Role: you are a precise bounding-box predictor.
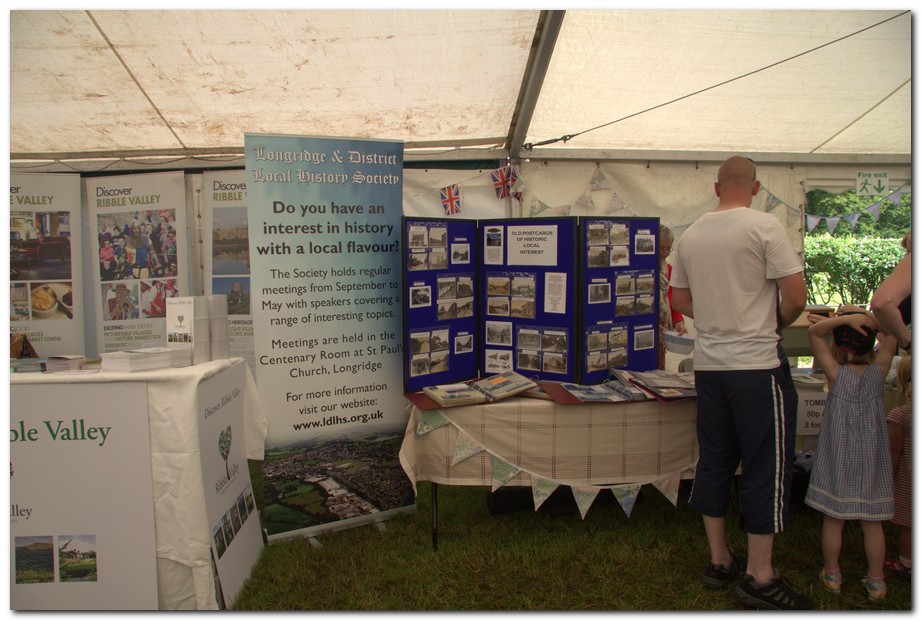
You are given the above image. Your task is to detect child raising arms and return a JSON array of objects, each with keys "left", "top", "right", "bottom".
[{"left": 804, "top": 308, "right": 898, "bottom": 601}]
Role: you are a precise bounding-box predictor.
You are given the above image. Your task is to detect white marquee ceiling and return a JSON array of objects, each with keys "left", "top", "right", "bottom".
[{"left": 9, "top": 9, "right": 912, "bottom": 168}]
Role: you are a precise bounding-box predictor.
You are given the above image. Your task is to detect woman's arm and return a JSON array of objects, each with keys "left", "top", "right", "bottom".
[{"left": 871, "top": 252, "right": 912, "bottom": 349}]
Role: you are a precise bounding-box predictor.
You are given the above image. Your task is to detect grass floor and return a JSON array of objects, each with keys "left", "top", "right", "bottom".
[{"left": 232, "top": 479, "right": 911, "bottom": 611}]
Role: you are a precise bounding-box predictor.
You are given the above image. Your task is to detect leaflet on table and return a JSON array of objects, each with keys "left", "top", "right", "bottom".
[
  {"left": 627, "top": 370, "right": 697, "bottom": 401},
  {"left": 421, "top": 383, "right": 487, "bottom": 407},
  {"left": 469, "top": 370, "right": 537, "bottom": 401}
]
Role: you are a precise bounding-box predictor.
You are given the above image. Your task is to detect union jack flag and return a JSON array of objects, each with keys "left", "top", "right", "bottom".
[
  {"left": 440, "top": 184, "right": 461, "bottom": 215},
  {"left": 491, "top": 166, "right": 512, "bottom": 199}
]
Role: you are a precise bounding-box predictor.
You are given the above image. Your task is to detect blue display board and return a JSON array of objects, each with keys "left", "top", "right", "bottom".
[
  {"left": 579, "top": 217, "right": 660, "bottom": 384},
  {"left": 478, "top": 217, "right": 579, "bottom": 384},
  {"left": 403, "top": 218, "right": 479, "bottom": 392}
]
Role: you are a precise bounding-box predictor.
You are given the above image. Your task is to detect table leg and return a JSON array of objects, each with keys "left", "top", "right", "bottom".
[{"left": 431, "top": 482, "right": 438, "bottom": 551}]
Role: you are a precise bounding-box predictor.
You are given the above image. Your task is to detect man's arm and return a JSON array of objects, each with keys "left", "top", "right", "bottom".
[
  {"left": 870, "top": 252, "right": 911, "bottom": 349},
  {"left": 776, "top": 271, "right": 807, "bottom": 329},
  {"left": 671, "top": 287, "right": 693, "bottom": 319}
]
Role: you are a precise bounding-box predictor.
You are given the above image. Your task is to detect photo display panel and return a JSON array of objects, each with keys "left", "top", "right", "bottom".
[
  {"left": 580, "top": 217, "right": 660, "bottom": 384},
  {"left": 479, "top": 217, "right": 579, "bottom": 383},
  {"left": 403, "top": 218, "right": 479, "bottom": 392}
]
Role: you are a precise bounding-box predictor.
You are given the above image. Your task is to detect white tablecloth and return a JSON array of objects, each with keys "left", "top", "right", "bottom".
[{"left": 11, "top": 358, "right": 268, "bottom": 610}]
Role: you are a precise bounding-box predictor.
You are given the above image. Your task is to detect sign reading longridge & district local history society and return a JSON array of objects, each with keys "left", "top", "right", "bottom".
[
  {"left": 246, "top": 134, "right": 413, "bottom": 541},
  {"left": 10, "top": 383, "right": 158, "bottom": 610}
]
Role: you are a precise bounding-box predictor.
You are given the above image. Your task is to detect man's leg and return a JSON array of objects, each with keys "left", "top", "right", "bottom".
[
  {"left": 704, "top": 515, "right": 732, "bottom": 567},
  {"left": 746, "top": 532, "right": 774, "bottom": 584}
]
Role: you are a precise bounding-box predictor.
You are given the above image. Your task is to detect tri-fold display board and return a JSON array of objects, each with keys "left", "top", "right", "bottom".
[{"left": 402, "top": 216, "right": 660, "bottom": 393}]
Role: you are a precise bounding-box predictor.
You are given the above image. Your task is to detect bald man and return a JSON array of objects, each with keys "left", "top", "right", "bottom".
[{"left": 670, "top": 157, "right": 811, "bottom": 610}]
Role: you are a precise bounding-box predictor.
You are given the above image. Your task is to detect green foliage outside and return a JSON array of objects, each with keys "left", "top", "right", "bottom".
[{"left": 803, "top": 189, "right": 910, "bottom": 307}]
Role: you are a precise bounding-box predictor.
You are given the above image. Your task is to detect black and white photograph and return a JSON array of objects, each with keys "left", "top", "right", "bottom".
[
  {"left": 455, "top": 298, "right": 475, "bottom": 318},
  {"left": 610, "top": 245, "right": 630, "bottom": 267},
  {"left": 635, "top": 294, "right": 654, "bottom": 315},
  {"left": 487, "top": 275, "right": 511, "bottom": 296},
  {"left": 407, "top": 251, "right": 428, "bottom": 271},
  {"left": 586, "top": 350, "right": 608, "bottom": 372},
  {"left": 615, "top": 296, "right": 635, "bottom": 317},
  {"left": 517, "top": 350, "right": 541, "bottom": 371},
  {"left": 454, "top": 334, "right": 474, "bottom": 354},
  {"left": 430, "top": 329, "right": 450, "bottom": 352},
  {"left": 451, "top": 243, "right": 471, "bottom": 265},
  {"left": 633, "top": 327, "right": 655, "bottom": 351},
  {"left": 437, "top": 277, "right": 457, "bottom": 299},
  {"left": 588, "top": 282, "right": 611, "bottom": 304},
  {"left": 485, "top": 320, "right": 513, "bottom": 346},
  {"left": 636, "top": 273, "right": 655, "bottom": 294},
  {"left": 484, "top": 348, "right": 512, "bottom": 374},
  {"left": 587, "top": 246, "right": 609, "bottom": 268},
  {"left": 587, "top": 224, "right": 609, "bottom": 246},
  {"left": 608, "top": 347, "right": 629, "bottom": 368},
  {"left": 541, "top": 330, "right": 568, "bottom": 353},
  {"left": 487, "top": 297, "right": 510, "bottom": 316},
  {"left": 587, "top": 331, "right": 608, "bottom": 351},
  {"left": 409, "top": 354, "right": 430, "bottom": 377},
  {"left": 437, "top": 300, "right": 458, "bottom": 320},
  {"left": 510, "top": 297, "right": 535, "bottom": 319},
  {"left": 429, "top": 249, "right": 448, "bottom": 270},
  {"left": 517, "top": 328, "right": 542, "bottom": 350},
  {"left": 410, "top": 332, "right": 431, "bottom": 354},
  {"left": 429, "top": 227, "right": 447, "bottom": 248},
  {"left": 609, "top": 326, "right": 628, "bottom": 348},
  {"left": 409, "top": 285, "right": 432, "bottom": 308},
  {"left": 511, "top": 275, "right": 536, "bottom": 297},
  {"left": 634, "top": 233, "right": 656, "bottom": 255},
  {"left": 456, "top": 276, "right": 474, "bottom": 298},
  {"left": 615, "top": 274, "right": 635, "bottom": 295},
  {"left": 408, "top": 226, "right": 428, "bottom": 248},
  {"left": 543, "top": 352, "right": 568, "bottom": 374},
  {"left": 429, "top": 351, "right": 449, "bottom": 373},
  {"left": 609, "top": 224, "right": 630, "bottom": 245}
]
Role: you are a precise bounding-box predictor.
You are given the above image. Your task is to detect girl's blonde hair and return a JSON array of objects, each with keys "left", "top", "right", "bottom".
[{"left": 896, "top": 354, "right": 912, "bottom": 401}]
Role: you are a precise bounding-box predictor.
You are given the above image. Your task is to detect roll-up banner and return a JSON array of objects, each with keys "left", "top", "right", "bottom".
[
  {"left": 85, "top": 171, "right": 189, "bottom": 353},
  {"left": 203, "top": 170, "right": 256, "bottom": 368},
  {"left": 245, "top": 134, "right": 413, "bottom": 540},
  {"left": 10, "top": 173, "right": 85, "bottom": 356}
]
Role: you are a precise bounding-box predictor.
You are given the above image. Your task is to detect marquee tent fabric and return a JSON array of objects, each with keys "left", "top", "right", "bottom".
[{"left": 9, "top": 9, "right": 911, "bottom": 172}]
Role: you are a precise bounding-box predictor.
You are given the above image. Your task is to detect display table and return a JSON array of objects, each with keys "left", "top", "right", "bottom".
[
  {"left": 399, "top": 396, "right": 698, "bottom": 547},
  {"left": 10, "top": 358, "right": 268, "bottom": 610}
]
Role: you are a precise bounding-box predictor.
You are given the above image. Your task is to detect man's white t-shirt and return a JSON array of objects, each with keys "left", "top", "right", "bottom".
[{"left": 669, "top": 207, "right": 803, "bottom": 370}]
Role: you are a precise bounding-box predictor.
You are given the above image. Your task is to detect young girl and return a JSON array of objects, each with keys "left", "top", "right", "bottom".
[
  {"left": 885, "top": 354, "right": 912, "bottom": 578},
  {"left": 804, "top": 308, "right": 898, "bottom": 601}
]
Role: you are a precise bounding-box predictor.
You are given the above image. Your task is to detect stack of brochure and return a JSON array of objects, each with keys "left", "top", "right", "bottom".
[
  {"left": 45, "top": 355, "right": 87, "bottom": 373},
  {"left": 10, "top": 358, "right": 46, "bottom": 373},
  {"left": 421, "top": 370, "right": 538, "bottom": 407},
  {"left": 101, "top": 347, "right": 174, "bottom": 372},
  {"left": 166, "top": 296, "right": 211, "bottom": 367}
]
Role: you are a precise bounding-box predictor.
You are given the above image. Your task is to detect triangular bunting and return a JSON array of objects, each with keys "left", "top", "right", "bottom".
[
  {"left": 590, "top": 165, "right": 611, "bottom": 190},
  {"left": 824, "top": 216, "right": 841, "bottom": 233},
  {"left": 605, "top": 191, "right": 626, "bottom": 214},
  {"left": 415, "top": 409, "right": 451, "bottom": 436},
  {"left": 867, "top": 202, "right": 881, "bottom": 221},
  {"left": 575, "top": 191, "right": 593, "bottom": 207},
  {"left": 845, "top": 213, "right": 861, "bottom": 229},
  {"left": 491, "top": 455, "right": 520, "bottom": 491},
  {"left": 886, "top": 190, "right": 902, "bottom": 205},
  {"left": 764, "top": 191, "right": 783, "bottom": 212},
  {"left": 529, "top": 198, "right": 552, "bottom": 217},
  {"left": 571, "top": 486, "right": 601, "bottom": 520},
  {"left": 806, "top": 214, "right": 822, "bottom": 233},
  {"left": 554, "top": 205, "right": 572, "bottom": 216},
  {"left": 531, "top": 477, "right": 560, "bottom": 511},
  {"left": 652, "top": 475, "right": 681, "bottom": 508},
  {"left": 450, "top": 432, "right": 483, "bottom": 466},
  {"left": 611, "top": 483, "right": 642, "bottom": 518}
]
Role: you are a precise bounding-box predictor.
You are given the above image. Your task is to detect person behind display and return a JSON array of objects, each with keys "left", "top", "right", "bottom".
[
  {"left": 658, "top": 224, "right": 687, "bottom": 370},
  {"left": 804, "top": 308, "right": 898, "bottom": 601}
]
